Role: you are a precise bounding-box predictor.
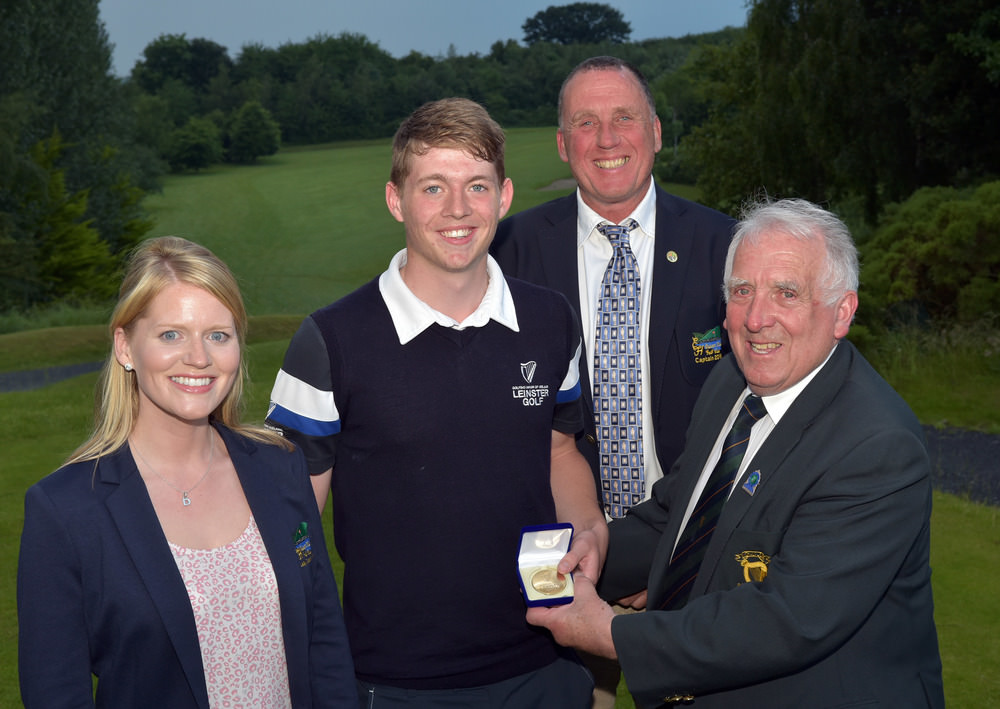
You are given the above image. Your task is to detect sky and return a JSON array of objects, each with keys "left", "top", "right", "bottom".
[{"left": 99, "top": 0, "right": 750, "bottom": 77}]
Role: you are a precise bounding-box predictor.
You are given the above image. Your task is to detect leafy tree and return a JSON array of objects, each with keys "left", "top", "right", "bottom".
[
  {"left": 31, "top": 134, "right": 120, "bottom": 304},
  {"left": 168, "top": 117, "right": 222, "bottom": 172},
  {"left": 227, "top": 101, "right": 281, "bottom": 163},
  {"left": 682, "top": 0, "right": 1000, "bottom": 221},
  {"left": 132, "top": 34, "right": 232, "bottom": 94},
  {"left": 0, "top": 0, "right": 154, "bottom": 311},
  {"left": 0, "top": 131, "right": 119, "bottom": 309},
  {"left": 861, "top": 182, "right": 1000, "bottom": 326},
  {"left": 523, "top": 3, "right": 631, "bottom": 45}
]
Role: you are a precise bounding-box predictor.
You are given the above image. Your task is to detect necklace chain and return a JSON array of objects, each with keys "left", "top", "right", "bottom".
[{"left": 131, "top": 433, "right": 216, "bottom": 507}]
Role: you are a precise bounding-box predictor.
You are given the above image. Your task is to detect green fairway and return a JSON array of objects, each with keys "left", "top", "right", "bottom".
[
  {"left": 2, "top": 129, "right": 997, "bottom": 707},
  {"left": 144, "top": 127, "right": 580, "bottom": 317}
]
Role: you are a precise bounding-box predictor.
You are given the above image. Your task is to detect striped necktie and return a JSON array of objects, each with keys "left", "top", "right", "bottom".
[
  {"left": 657, "top": 393, "right": 767, "bottom": 610},
  {"left": 593, "top": 219, "right": 644, "bottom": 518}
]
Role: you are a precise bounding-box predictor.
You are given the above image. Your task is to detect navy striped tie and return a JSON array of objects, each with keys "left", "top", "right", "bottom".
[{"left": 657, "top": 394, "right": 767, "bottom": 610}]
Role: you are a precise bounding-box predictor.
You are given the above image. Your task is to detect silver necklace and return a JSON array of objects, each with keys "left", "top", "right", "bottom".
[{"left": 131, "top": 433, "right": 215, "bottom": 507}]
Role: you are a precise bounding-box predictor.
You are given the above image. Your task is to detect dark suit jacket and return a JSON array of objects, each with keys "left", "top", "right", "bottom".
[
  {"left": 491, "top": 185, "right": 734, "bottom": 481},
  {"left": 599, "top": 343, "right": 944, "bottom": 708},
  {"left": 17, "top": 424, "right": 355, "bottom": 708}
]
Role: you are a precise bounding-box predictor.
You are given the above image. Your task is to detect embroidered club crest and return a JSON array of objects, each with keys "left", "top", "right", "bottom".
[
  {"left": 735, "top": 550, "right": 771, "bottom": 583},
  {"left": 294, "top": 522, "right": 313, "bottom": 567},
  {"left": 691, "top": 327, "right": 723, "bottom": 364}
]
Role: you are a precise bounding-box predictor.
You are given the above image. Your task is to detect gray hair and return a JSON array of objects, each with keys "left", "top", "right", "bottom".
[
  {"left": 557, "top": 56, "right": 656, "bottom": 130},
  {"left": 724, "top": 198, "right": 859, "bottom": 305}
]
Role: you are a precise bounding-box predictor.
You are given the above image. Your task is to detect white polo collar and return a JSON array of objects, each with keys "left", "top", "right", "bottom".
[{"left": 378, "top": 249, "right": 519, "bottom": 345}]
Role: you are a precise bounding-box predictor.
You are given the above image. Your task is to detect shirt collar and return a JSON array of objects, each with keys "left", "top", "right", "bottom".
[
  {"left": 378, "top": 249, "right": 519, "bottom": 345},
  {"left": 575, "top": 176, "right": 657, "bottom": 248},
  {"left": 758, "top": 343, "right": 841, "bottom": 424}
]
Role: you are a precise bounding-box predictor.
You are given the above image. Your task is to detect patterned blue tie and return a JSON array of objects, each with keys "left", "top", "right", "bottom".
[
  {"left": 593, "top": 219, "right": 644, "bottom": 518},
  {"left": 657, "top": 393, "right": 768, "bottom": 610}
]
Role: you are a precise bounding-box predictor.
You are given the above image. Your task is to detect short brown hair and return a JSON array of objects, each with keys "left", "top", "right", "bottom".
[
  {"left": 557, "top": 56, "right": 656, "bottom": 129},
  {"left": 390, "top": 98, "right": 506, "bottom": 186}
]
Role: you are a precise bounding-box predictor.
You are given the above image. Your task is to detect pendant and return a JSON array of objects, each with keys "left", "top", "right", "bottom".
[{"left": 182, "top": 492, "right": 191, "bottom": 506}]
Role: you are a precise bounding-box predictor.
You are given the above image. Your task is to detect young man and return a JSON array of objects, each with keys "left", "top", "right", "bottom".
[{"left": 266, "top": 98, "right": 606, "bottom": 707}]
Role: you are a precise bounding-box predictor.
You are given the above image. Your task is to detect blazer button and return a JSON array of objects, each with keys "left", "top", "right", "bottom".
[{"left": 585, "top": 434, "right": 597, "bottom": 446}]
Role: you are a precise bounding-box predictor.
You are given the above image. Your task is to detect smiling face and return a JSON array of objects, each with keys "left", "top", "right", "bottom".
[
  {"left": 115, "top": 282, "right": 240, "bottom": 428},
  {"left": 724, "top": 230, "right": 858, "bottom": 396},
  {"left": 557, "top": 67, "right": 662, "bottom": 223},
  {"left": 385, "top": 145, "right": 513, "bottom": 282}
]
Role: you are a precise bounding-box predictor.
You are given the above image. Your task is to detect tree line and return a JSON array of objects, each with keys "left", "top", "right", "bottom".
[{"left": 1, "top": 0, "right": 997, "bottom": 328}]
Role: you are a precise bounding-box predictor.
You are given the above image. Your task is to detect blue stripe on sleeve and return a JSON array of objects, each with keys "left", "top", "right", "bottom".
[{"left": 267, "top": 403, "right": 341, "bottom": 438}]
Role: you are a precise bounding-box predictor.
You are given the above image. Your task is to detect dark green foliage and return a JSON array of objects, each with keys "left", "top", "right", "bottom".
[
  {"left": 168, "top": 118, "right": 223, "bottom": 172},
  {"left": 682, "top": 0, "right": 1000, "bottom": 221},
  {"left": 0, "top": 0, "right": 154, "bottom": 312},
  {"left": 522, "top": 3, "right": 631, "bottom": 45},
  {"left": 0, "top": 132, "right": 119, "bottom": 309},
  {"left": 227, "top": 101, "right": 281, "bottom": 163},
  {"left": 126, "top": 29, "right": 736, "bottom": 154},
  {"left": 132, "top": 34, "right": 233, "bottom": 96},
  {"left": 860, "top": 182, "right": 1000, "bottom": 326}
]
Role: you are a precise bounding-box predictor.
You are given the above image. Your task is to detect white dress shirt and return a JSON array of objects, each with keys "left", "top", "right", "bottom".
[{"left": 672, "top": 344, "right": 840, "bottom": 555}]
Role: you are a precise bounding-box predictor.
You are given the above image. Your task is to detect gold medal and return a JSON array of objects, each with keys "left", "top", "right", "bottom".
[{"left": 530, "top": 568, "right": 567, "bottom": 595}]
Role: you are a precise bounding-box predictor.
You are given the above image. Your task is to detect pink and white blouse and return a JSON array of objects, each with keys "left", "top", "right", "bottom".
[{"left": 169, "top": 516, "right": 292, "bottom": 708}]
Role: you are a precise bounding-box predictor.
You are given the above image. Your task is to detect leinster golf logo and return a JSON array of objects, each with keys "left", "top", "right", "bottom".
[{"left": 512, "top": 361, "right": 550, "bottom": 406}]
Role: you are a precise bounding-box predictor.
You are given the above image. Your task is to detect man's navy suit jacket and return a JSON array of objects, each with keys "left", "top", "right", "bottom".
[
  {"left": 601, "top": 343, "right": 944, "bottom": 708},
  {"left": 491, "top": 185, "right": 735, "bottom": 483},
  {"left": 18, "top": 424, "right": 355, "bottom": 708}
]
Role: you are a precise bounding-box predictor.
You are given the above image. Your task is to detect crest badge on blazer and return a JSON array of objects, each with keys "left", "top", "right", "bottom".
[
  {"left": 294, "top": 522, "right": 313, "bottom": 567},
  {"left": 735, "top": 550, "right": 771, "bottom": 583},
  {"left": 691, "top": 326, "right": 723, "bottom": 364}
]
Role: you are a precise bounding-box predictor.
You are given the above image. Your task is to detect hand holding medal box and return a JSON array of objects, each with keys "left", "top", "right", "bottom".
[{"left": 517, "top": 523, "right": 575, "bottom": 607}]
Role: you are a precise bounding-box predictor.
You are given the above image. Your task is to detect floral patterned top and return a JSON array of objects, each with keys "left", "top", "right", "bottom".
[{"left": 170, "top": 516, "right": 292, "bottom": 708}]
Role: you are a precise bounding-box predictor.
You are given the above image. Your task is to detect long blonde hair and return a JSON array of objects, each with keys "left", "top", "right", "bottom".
[{"left": 66, "top": 236, "right": 290, "bottom": 464}]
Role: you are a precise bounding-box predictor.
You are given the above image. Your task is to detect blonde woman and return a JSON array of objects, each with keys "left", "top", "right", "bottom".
[{"left": 17, "top": 236, "right": 354, "bottom": 708}]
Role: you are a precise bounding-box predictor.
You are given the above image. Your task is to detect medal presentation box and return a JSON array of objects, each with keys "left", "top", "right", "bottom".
[{"left": 518, "top": 523, "right": 574, "bottom": 607}]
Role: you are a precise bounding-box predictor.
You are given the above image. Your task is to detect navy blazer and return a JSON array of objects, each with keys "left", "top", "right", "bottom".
[
  {"left": 17, "top": 424, "right": 355, "bottom": 708},
  {"left": 491, "top": 185, "right": 735, "bottom": 482},
  {"left": 600, "top": 343, "right": 944, "bottom": 708}
]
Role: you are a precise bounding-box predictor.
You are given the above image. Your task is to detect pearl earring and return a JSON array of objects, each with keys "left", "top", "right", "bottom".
[{"left": 124, "top": 363, "right": 133, "bottom": 372}]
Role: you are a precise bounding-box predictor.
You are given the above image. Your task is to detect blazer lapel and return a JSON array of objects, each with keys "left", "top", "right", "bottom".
[
  {"left": 647, "top": 188, "right": 697, "bottom": 416},
  {"left": 103, "top": 449, "right": 210, "bottom": 709},
  {"left": 646, "top": 357, "right": 747, "bottom": 601}
]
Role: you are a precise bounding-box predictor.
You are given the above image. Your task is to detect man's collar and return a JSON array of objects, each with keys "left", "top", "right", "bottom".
[
  {"left": 758, "top": 343, "right": 841, "bottom": 423},
  {"left": 378, "top": 249, "right": 519, "bottom": 345},
  {"left": 575, "top": 176, "right": 657, "bottom": 247}
]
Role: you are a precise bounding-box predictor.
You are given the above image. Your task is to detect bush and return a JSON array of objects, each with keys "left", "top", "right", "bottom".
[
  {"left": 227, "top": 100, "right": 281, "bottom": 164},
  {"left": 168, "top": 117, "right": 223, "bottom": 172},
  {"left": 860, "top": 182, "right": 1000, "bottom": 327}
]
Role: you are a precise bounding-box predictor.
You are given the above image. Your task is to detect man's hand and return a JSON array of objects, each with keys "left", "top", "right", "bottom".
[
  {"left": 617, "top": 589, "right": 648, "bottom": 610},
  {"left": 558, "top": 527, "right": 604, "bottom": 582},
  {"left": 526, "top": 574, "right": 618, "bottom": 659}
]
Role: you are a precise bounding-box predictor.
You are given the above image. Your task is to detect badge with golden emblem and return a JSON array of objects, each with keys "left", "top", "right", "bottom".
[{"left": 734, "top": 550, "right": 770, "bottom": 583}]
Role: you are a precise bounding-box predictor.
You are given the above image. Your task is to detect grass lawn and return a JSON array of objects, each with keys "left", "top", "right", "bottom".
[{"left": 2, "top": 130, "right": 997, "bottom": 706}]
